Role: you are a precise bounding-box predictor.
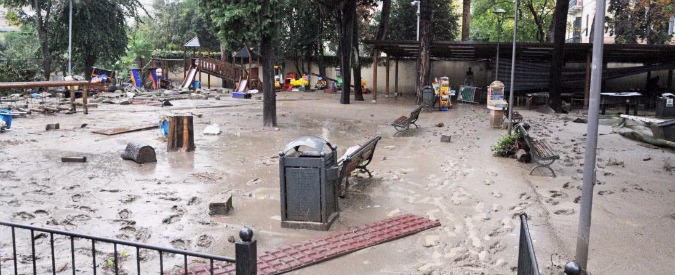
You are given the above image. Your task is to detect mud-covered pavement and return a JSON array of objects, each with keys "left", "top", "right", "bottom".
[{"left": 0, "top": 91, "right": 673, "bottom": 274}]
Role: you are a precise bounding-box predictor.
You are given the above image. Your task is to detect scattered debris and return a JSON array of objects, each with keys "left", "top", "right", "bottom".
[
  {"left": 45, "top": 123, "right": 60, "bottom": 131},
  {"left": 435, "top": 122, "right": 444, "bottom": 127},
  {"left": 573, "top": 118, "right": 587, "bottom": 123},
  {"left": 92, "top": 125, "right": 156, "bottom": 136},
  {"left": 121, "top": 142, "right": 157, "bottom": 164},
  {"left": 516, "top": 149, "right": 531, "bottom": 163},
  {"left": 61, "top": 156, "right": 87, "bottom": 163},
  {"left": 440, "top": 135, "right": 451, "bottom": 143},
  {"left": 203, "top": 124, "right": 221, "bottom": 135},
  {"left": 209, "top": 192, "right": 233, "bottom": 215}
]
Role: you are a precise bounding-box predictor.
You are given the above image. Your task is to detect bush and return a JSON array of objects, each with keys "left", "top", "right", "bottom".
[{"left": 491, "top": 133, "right": 519, "bottom": 157}]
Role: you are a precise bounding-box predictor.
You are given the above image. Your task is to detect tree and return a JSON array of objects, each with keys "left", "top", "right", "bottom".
[
  {"left": 416, "top": 0, "right": 432, "bottom": 102},
  {"left": 138, "top": 0, "right": 220, "bottom": 51},
  {"left": 1, "top": 0, "right": 54, "bottom": 79},
  {"left": 2, "top": 0, "right": 147, "bottom": 79},
  {"left": 607, "top": 0, "right": 675, "bottom": 44},
  {"left": 325, "top": 0, "right": 357, "bottom": 104},
  {"left": 548, "top": 0, "right": 569, "bottom": 113},
  {"left": 470, "top": 0, "right": 554, "bottom": 42},
  {"left": 387, "top": 0, "right": 458, "bottom": 41},
  {"left": 203, "top": 0, "right": 285, "bottom": 126},
  {"left": 50, "top": 0, "right": 147, "bottom": 76}
]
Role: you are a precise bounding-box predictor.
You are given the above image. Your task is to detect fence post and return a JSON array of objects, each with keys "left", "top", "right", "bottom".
[
  {"left": 564, "top": 261, "right": 582, "bottom": 275},
  {"left": 235, "top": 227, "right": 257, "bottom": 275}
]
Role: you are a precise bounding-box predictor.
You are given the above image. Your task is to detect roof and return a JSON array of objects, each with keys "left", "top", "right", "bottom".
[
  {"left": 367, "top": 40, "right": 675, "bottom": 64},
  {"left": 184, "top": 36, "right": 201, "bottom": 48},
  {"left": 234, "top": 47, "right": 260, "bottom": 60}
]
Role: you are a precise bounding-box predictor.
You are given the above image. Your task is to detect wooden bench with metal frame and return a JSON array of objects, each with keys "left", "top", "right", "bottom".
[
  {"left": 337, "top": 135, "right": 382, "bottom": 198},
  {"left": 391, "top": 105, "right": 423, "bottom": 136},
  {"left": 514, "top": 123, "right": 560, "bottom": 177}
]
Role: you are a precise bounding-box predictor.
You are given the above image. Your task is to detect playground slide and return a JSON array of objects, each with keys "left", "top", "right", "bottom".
[
  {"left": 236, "top": 79, "right": 248, "bottom": 93},
  {"left": 181, "top": 66, "right": 197, "bottom": 90}
]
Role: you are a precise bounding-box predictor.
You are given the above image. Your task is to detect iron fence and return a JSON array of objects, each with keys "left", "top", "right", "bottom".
[
  {"left": 0, "top": 221, "right": 257, "bottom": 275},
  {"left": 517, "top": 213, "right": 540, "bottom": 275}
]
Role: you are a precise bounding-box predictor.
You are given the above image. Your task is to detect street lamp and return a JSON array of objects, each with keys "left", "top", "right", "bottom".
[
  {"left": 493, "top": 8, "right": 506, "bottom": 80},
  {"left": 411, "top": 1, "right": 420, "bottom": 41}
]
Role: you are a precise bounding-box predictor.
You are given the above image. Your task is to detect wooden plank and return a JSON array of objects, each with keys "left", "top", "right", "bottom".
[{"left": 92, "top": 125, "right": 157, "bottom": 136}]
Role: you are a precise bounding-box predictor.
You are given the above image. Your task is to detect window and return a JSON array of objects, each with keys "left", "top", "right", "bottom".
[{"left": 669, "top": 16, "right": 675, "bottom": 35}]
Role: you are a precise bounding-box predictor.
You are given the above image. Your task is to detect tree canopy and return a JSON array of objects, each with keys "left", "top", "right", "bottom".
[
  {"left": 607, "top": 0, "right": 675, "bottom": 44},
  {"left": 470, "top": 0, "right": 555, "bottom": 42}
]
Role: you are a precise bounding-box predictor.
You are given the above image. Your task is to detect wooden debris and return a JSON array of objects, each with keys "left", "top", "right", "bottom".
[
  {"left": 45, "top": 123, "right": 60, "bottom": 131},
  {"left": 61, "top": 157, "right": 87, "bottom": 163},
  {"left": 121, "top": 141, "right": 157, "bottom": 164},
  {"left": 92, "top": 125, "right": 156, "bottom": 136},
  {"left": 167, "top": 115, "right": 195, "bottom": 152}
]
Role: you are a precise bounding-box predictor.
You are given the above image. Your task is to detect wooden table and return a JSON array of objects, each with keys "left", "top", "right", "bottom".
[{"left": 0, "top": 80, "right": 104, "bottom": 114}]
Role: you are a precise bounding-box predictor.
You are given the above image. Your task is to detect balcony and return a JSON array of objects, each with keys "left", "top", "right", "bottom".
[{"left": 568, "top": 0, "right": 583, "bottom": 14}]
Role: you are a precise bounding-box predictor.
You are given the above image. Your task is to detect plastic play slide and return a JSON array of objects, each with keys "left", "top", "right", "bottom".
[{"left": 181, "top": 66, "right": 198, "bottom": 90}]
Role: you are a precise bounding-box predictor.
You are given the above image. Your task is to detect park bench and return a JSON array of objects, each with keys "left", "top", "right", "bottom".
[
  {"left": 514, "top": 123, "right": 560, "bottom": 177},
  {"left": 337, "top": 135, "right": 382, "bottom": 198},
  {"left": 391, "top": 105, "right": 423, "bottom": 136}
]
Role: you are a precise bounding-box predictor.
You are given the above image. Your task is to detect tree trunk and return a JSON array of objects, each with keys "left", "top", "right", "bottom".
[
  {"left": 339, "top": 0, "right": 355, "bottom": 104},
  {"left": 121, "top": 141, "right": 157, "bottom": 164},
  {"left": 548, "top": 0, "right": 570, "bottom": 113},
  {"left": 261, "top": 2, "right": 277, "bottom": 127},
  {"left": 167, "top": 115, "right": 195, "bottom": 152},
  {"left": 526, "top": 0, "right": 547, "bottom": 42},
  {"left": 462, "top": 0, "right": 471, "bottom": 41},
  {"left": 317, "top": 4, "right": 326, "bottom": 77},
  {"left": 416, "top": 0, "right": 432, "bottom": 103},
  {"left": 352, "top": 4, "right": 364, "bottom": 101},
  {"left": 34, "top": 2, "right": 52, "bottom": 80}
]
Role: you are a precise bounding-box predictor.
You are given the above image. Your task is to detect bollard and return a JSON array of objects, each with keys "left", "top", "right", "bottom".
[{"left": 236, "top": 227, "right": 257, "bottom": 275}]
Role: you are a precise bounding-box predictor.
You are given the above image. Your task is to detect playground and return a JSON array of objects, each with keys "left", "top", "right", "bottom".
[{"left": 0, "top": 89, "right": 673, "bottom": 274}]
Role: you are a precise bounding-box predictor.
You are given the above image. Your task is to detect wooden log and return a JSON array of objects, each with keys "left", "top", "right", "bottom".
[
  {"left": 516, "top": 149, "right": 531, "bottom": 163},
  {"left": 167, "top": 115, "right": 195, "bottom": 152},
  {"left": 121, "top": 141, "right": 157, "bottom": 164}
]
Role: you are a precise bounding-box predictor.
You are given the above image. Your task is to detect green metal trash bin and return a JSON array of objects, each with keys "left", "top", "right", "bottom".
[{"left": 279, "top": 136, "right": 339, "bottom": 230}]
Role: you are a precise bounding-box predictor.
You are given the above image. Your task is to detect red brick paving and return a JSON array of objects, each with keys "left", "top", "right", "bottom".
[{"left": 176, "top": 214, "right": 440, "bottom": 275}]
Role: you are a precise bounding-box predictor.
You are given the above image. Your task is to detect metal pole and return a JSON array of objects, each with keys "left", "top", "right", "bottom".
[
  {"left": 496, "top": 22, "right": 500, "bottom": 80},
  {"left": 68, "top": 0, "right": 72, "bottom": 76},
  {"left": 507, "top": 0, "right": 519, "bottom": 135},
  {"left": 575, "top": 0, "right": 606, "bottom": 270},
  {"left": 414, "top": 1, "right": 420, "bottom": 41}
]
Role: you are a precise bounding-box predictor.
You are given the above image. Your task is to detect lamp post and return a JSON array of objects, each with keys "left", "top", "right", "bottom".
[
  {"left": 411, "top": 1, "right": 420, "bottom": 41},
  {"left": 507, "top": 0, "right": 520, "bottom": 135},
  {"left": 493, "top": 8, "right": 506, "bottom": 80}
]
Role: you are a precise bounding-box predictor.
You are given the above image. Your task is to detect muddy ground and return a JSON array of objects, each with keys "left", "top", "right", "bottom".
[{"left": 0, "top": 90, "right": 673, "bottom": 274}]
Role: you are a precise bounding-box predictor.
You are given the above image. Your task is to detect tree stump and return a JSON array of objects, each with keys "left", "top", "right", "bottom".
[
  {"left": 167, "top": 115, "right": 195, "bottom": 152},
  {"left": 516, "top": 149, "right": 531, "bottom": 163},
  {"left": 121, "top": 141, "right": 157, "bottom": 164}
]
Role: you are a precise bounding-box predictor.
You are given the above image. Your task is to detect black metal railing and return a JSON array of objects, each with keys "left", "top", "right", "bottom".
[
  {"left": 517, "top": 213, "right": 540, "bottom": 275},
  {"left": 0, "top": 221, "right": 257, "bottom": 275}
]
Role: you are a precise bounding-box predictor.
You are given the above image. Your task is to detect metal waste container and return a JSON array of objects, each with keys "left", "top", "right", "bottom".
[
  {"left": 279, "top": 136, "right": 339, "bottom": 230},
  {"left": 655, "top": 95, "right": 675, "bottom": 118},
  {"left": 422, "top": 86, "right": 435, "bottom": 109}
]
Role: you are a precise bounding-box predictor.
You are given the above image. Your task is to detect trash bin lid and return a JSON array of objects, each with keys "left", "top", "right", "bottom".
[{"left": 283, "top": 136, "right": 334, "bottom": 156}]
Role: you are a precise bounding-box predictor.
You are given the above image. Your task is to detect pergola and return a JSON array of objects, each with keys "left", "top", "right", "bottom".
[{"left": 366, "top": 40, "right": 675, "bottom": 105}]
